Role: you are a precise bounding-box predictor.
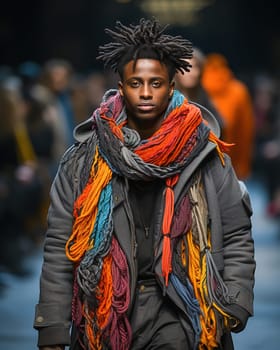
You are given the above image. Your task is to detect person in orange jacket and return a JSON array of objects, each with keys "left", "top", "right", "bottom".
[{"left": 202, "top": 53, "right": 255, "bottom": 180}]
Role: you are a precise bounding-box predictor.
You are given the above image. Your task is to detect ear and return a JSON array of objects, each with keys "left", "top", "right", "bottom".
[
  {"left": 169, "top": 81, "right": 175, "bottom": 98},
  {"left": 118, "top": 81, "right": 124, "bottom": 97}
]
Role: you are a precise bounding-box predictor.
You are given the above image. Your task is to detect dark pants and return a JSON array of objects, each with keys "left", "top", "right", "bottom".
[
  {"left": 130, "top": 280, "right": 193, "bottom": 350},
  {"left": 70, "top": 280, "right": 234, "bottom": 349},
  {"left": 70, "top": 280, "right": 193, "bottom": 350}
]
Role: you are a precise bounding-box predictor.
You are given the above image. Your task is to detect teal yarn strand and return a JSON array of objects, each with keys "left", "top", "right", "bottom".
[{"left": 77, "top": 182, "right": 113, "bottom": 295}]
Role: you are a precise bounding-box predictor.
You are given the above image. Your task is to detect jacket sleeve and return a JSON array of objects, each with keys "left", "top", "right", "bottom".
[
  {"left": 34, "top": 154, "right": 76, "bottom": 347},
  {"left": 207, "top": 154, "right": 255, "bottom": 332}
]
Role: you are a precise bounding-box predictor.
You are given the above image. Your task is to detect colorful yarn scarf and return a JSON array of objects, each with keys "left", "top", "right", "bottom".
[
  {"left": 187, "top": 172, "right": 233, "bottom": 349},
  {"left": 65, "top": 89, "right": 229, "bottom": 349}
]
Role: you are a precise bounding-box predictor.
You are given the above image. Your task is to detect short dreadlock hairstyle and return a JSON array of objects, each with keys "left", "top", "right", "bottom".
[{"left": 97, "top": 18, "right": 193, "bottom": 81}]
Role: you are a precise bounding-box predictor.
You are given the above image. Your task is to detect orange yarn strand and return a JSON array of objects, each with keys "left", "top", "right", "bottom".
[
  {"left": 101, "top": 114, "right": 124, "bottom": 142},
  {"left": 66, "top": 148, "right": 112, "bottom": 262},
  {"left": 136, "top": 104, "right": 202, "bottom": 166},
  {"left": 209, "top": 131, "right": 234, "bottom": 167},
  {"left": 83, "top": 255, "right": 113, "bottom": 350},
  {"left": 162, "top": 175, "right": 179, "bottom": 286},
  {"left": 96, "top": 255, "right": 113, "bottom": 330}
]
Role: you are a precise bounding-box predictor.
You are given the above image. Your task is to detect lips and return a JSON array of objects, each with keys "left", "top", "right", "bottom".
[{"left": 137, "top": 104, "right": 155, "bottom": 112}]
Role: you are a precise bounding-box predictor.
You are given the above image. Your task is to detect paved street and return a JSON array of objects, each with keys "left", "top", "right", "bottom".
[
  {"left": 0, "top": 177, "right": 279, "bottom": 349},
  {"left": 232, "top": 178, "right": 280, "bottom": 349}
]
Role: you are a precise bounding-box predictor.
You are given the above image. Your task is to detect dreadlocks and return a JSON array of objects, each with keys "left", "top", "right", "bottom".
[{"left": 97, "top": 18, "right": 193, "bottom": 80}]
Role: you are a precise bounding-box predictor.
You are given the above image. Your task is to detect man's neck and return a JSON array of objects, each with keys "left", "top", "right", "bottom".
[{"left": 127, "top": 118, "right": 163, "bottom": 140}]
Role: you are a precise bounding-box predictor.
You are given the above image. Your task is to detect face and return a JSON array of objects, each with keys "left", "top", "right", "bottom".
[
  {"left": 118, "top": 59, "right": 174, "bottom": 131},
  {"left": 175, "top": 57, "right": 201, "bottom": 89},
  {"left": 49, "top": 66, "right": 70, "bottom": 92}
]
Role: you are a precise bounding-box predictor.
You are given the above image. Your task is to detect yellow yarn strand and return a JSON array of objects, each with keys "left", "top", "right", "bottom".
[
  {"left": 187, "top": 231, "right": 219, "bottom": 349},
  {"left": 187, "top": 173, "right": 233, "bottom": 349}
]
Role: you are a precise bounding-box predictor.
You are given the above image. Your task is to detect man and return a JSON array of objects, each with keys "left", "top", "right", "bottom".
[{"left": 34, "top": 18, "right": 255, "bottom": 350}]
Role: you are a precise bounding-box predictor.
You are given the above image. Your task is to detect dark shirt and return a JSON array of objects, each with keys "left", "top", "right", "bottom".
[{"left": 129, "top": 179, "right": 164, "bottom": 280}]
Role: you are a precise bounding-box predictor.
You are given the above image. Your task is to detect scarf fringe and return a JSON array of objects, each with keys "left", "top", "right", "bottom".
[
  {"left": 209, "top": 131, "right": 234, "bottom": 166},
  {"left": 162, "top": 175, "right": 179, "bottom": 285},
  {"left": 84, "top": 254, "right": 113, "bottom": 350},
  {"left": 186, "top": 174, "right": 232, "bottom": 349},
  {"left": 104, "top": 237, "right": 132, "bottom": 350},
  {"left": 66, "top": 147, "right": 112, "bottom": 262},
  {"left": 170, "top": 273, "right": 201, "bottom": 346}
]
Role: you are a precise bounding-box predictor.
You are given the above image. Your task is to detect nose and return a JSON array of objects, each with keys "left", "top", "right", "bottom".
[{"left": 140, "top": 83, "right": 152, "bottom": 99}]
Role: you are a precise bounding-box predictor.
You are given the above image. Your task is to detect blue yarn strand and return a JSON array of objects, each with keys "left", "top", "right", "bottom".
[
  {"left": 163, "top": 90, "right": 185, "bottom": 118},
  {"left": 80, "top": 182, "right": 113, "bottom": 269},
  {"left": 170, "top": 273, "right": 201, "bottom": 346}
]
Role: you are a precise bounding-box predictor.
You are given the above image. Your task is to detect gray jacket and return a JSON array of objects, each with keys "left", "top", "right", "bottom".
[{"left": 34, "top": 107, "right": 255, "bottom": 349}]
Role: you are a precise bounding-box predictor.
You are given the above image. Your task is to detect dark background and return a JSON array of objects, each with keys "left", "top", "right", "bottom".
[{"left": 0, "top": 0, "right": 279, "bottom": 78}]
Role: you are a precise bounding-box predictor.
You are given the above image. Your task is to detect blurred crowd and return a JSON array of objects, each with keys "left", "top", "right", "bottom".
[
  {"left": 0, "top": 59, "right": 117, "bottom": 280},
  {"left": 0, "top": 53, "right": 280, "bottom": 283},
  {"left": 175, "top": 49, "right": 280, "bottom": 218}
]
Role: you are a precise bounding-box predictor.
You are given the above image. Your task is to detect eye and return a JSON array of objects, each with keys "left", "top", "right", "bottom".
[
  {"left": 152, "top": 80, "right": 161, "bottom": 88},
  {"left": 129, "top": 80, "right": 140, "bottom": 88}
]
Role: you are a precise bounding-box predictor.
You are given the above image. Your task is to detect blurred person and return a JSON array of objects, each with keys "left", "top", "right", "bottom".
[
  {"left": 24, "top": 90, "right": 54, "bottom": 164},
  {"left": 0, "top": 86, "right": 45, "bottom": 275},
  {"left": 35, "top": 60, "right": 79, "bottom": 175},
  {"left": 70, "top": 74, "right": 91, "bottom": 125},
  {"left": 202, "top": 53, "right": 255, "bottom": 180},
  {"left": 254, "top": 74, "right": 277, "bottom": 129},
  {"left": 16, "top": 73, "right": 74, "bottom": 233},
  {"left": 40, "top": 59, "right": 77, "bottom": 148},
  {"left": 252, "top": 74, "right": 280, "bottom": 217},
  {"left": 22, "top": 87, "right": 57, "bottom": 235},
  {"left": 84, "top": 70, "right": 107, "bottom": 112},
  {"left": 71, "top": 71, "right": 107, "bottom": 125},
  {"left": 34, "top": 18, "right": 255, "bottom": 350},
  {"left": 175, "top": 47, "right": 224, "bottom": 136}
]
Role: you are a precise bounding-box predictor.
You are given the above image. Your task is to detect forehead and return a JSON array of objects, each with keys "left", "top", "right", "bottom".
[{"left": 122, "top": 59, "right": 169, "bottom": 79}]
